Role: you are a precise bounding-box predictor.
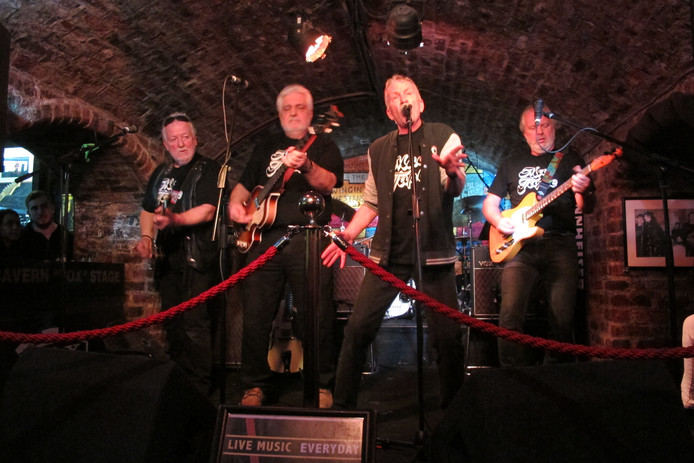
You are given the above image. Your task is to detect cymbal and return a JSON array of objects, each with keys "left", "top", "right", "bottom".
[
  {"left": 459, "top": 195, "right": 484, "bottom": 211},
  {"left": 332, "top": 199, "right": 356, "bottom": 221},
  {"left": 453, "top": 195, "right": 484, "bottom": 226}
]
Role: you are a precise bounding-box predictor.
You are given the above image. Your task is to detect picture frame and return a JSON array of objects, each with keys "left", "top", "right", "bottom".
[{"left": 622, "top": 197, "right": 694, "bottom": 268}]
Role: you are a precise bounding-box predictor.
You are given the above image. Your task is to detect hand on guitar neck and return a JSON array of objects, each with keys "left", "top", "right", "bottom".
[
  {"left": 134, "top": 197, "right": 169, "bottom": 260},
  {"left": 230, "top": 105, "right": 344, "bottom": 253},
  {"left": 150, "top": 198, "right": 170, "bottom": 259}
]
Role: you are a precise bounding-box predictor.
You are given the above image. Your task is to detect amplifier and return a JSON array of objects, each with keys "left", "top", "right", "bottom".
[
  {"left": 333, "top": 243, "right": 368, "bottom": 313},
  {"left": 470, "top": 246, "right": 503, "bottom": 318}
]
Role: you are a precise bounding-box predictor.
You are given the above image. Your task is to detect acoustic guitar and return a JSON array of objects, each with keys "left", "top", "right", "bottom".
[
  {"left": 234, "top": 106, "right": 343, "bottom": 253},
  {"left": 488, "top": 148, "right": 622, "bottom": 263}
]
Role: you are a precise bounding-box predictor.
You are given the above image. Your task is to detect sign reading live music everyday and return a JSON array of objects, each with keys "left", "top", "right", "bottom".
[
  {"left": 0, "top": 261, "right": 125, "bottom": 333},
  {"left": 212, "top": 407, "right": 375, "bottom": 462}
]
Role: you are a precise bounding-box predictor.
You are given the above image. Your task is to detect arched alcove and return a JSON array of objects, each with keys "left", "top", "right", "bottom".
[{"left": 6, "top": 68, "right": 164, "bottom": 325}]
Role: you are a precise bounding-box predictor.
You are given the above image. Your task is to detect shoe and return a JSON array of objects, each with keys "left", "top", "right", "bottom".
[
  {"left": 240, "top": 387, "right": 264, "bottom": 406},
  {"left": 319, "top": 388, "right": 333, "bottom": 409}
]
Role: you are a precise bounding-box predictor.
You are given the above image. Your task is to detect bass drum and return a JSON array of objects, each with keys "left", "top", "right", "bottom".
[{"left": 385, "top": 279, "right": 415, "bottom": 320}]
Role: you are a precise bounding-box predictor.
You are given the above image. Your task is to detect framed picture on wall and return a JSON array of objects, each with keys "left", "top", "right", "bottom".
[{"left": 623, "top": 197, "right": 694, "bottom": 268}]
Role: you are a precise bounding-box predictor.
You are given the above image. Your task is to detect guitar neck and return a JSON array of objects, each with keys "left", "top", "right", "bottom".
[
  {"left": 254, "top": 164, "right": 288, "bottom": 206},
  {"left": 524, "top": 162, "right": 594, "bottom": 220},
  {"left": 251, "top": 134, "right": 318, "bottom": 209}
]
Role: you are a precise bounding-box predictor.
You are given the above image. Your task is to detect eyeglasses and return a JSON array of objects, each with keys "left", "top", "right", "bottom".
[{"left": 163, "top": 114, "right": 191, "bottom": 126}]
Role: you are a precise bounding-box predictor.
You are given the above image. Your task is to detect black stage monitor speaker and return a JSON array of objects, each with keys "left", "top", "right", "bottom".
[
  {"left": 431, "top": 359, "right": 694, "bottom": 462},
  {"left": 0, "top": 347, "right": 217, "bottom": 463},
  {"left": 211, "top": 406, "right": 375, "bottom": 462}
]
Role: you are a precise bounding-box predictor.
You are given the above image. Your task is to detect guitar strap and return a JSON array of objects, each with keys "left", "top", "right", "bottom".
[
  {"left": 536, "top": 152, "right": 564, "bottom": 199},
  {"left": 280, "top": 134, "right": 310, "bottom": 189},
  {"left": 281, "top": 161, "right": 294, "bottom": 188}
]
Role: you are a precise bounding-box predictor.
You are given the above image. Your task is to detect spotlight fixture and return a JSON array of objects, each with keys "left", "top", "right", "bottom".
[
  {"left": 386, "top": 4, "right": 423, "bottom": 52},
  {"left": 288, "top": 14, "right": 332, "bottom": 63}
]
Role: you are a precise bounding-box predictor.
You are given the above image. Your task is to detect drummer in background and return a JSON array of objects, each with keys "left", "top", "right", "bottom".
[{"left": 322, "top": 74, "right": 467, "bottom": 410}]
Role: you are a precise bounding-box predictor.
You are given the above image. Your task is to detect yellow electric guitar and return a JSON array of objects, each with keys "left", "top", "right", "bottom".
[{"left": 489, "top": 148, "right": 622, "bottom": 263}]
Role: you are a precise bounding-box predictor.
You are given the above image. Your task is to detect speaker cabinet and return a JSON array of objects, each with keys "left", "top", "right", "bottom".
[
  {"left": 431, "top": 360, "right": 694, "bottom": 462},
  {"left": 0, "top": 347, "right": 216, "bottom": 463},
  {"left": 470, "top": 246, "right": 502, "bottom": 317},
  {"left": 333, "top": 243, "right": 368, "bottom": 313}
]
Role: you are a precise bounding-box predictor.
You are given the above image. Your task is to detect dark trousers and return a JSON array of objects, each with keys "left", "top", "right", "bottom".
[
  {"left": 240, "top": 229, "right": 336, "bottom": 398},
  {"left": 333, "top": 263, "right": 464, "bottom": 409},
  {"left": 498, "top": 234, "right": 578, "bottom": 366},
  {"left": 159, "top": 263, "right": 221, "bottom": 393}
]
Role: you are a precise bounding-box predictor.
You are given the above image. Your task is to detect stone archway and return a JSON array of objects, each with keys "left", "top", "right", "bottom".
[
  {"left": 7, "top": 67, "right": 161, "bottom": 183},
  {"left": 6, "top": 66, "right": 165, "bottom": 324}
]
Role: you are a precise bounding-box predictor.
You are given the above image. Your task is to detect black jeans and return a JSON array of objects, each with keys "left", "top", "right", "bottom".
[
  {"left": 497, "top": 234, "right": 579, "bottom": 366},
  {"left": 333, "top": 263, "right": 464, "bottom": 409},
  {"left": 240, "top": 228, "right": 336, "bottom": 398},
  {"left": 159, "top": 262, "right": 221, "bottom": 393}
]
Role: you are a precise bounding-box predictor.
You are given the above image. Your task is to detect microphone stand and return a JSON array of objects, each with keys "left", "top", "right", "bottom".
[
  {"left": 212, "top": 80, "right": 244, "bottom": 403},
  {"left": 546, "top": 110, "right": 694, "bottom": 345},
  {"left": 405, "top": 111, "right": 427, "bottom": 446}
]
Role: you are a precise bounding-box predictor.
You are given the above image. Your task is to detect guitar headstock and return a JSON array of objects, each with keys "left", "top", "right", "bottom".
[
  {"left": 590, "top": 147, "right": 623, "bottom": 170},
  {"left": 308, "top": 105, "right": 344, "bottom": 135}
]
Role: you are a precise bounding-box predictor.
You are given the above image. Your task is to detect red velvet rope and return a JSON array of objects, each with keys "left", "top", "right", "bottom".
[
  {"left": 341, "top": 245, "right": 694, "bottom": 361},
  {"left": 2, "top": 240, "right": 693, "bottom": 361}
]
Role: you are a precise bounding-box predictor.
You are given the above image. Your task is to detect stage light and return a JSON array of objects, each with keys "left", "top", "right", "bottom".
[
  {"left": 288, "top": 14, "right": 332, "bottom": 63},
  {"left": 386, "top": 4, "right": 423, "bottom": 52}
]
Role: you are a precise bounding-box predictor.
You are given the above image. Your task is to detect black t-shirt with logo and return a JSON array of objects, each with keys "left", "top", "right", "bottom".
[
  {"left": 488, "top": 149, "right": 586, "bottom": 233},
  {"left": 238, "top": 132, "right": 344, "bottom": 229}
]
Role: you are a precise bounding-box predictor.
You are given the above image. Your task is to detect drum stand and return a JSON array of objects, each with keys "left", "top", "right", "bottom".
[{"left": 456, "top": 213, "right": 475, "bottom": 312}]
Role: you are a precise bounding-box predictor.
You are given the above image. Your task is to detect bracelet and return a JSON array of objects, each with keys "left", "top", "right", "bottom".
[
  {"left": 141, "top": 235, "right": 153, "bottom": 241},
  {"left": 300, "top": 159, "right": 314, "bottom": 174}
]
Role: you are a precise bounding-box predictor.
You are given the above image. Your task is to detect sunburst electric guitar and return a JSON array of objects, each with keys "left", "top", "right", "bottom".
[
  {"left": 489, "top": 148, "right": 622, "bottom": 263},
  {"left": 234, "top": 106, "right": 343, "bottom": 253}
]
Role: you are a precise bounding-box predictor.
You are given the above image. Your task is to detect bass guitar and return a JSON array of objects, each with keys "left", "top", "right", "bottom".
[
  {"left": 234, "top": 106, "right": 343, "bottom": 253},
  {"left": 489, "top": 147, "right": 622, "bottom": 263},
  {"left": 149, "top": 192, "right": 170, "bottom": 273}
]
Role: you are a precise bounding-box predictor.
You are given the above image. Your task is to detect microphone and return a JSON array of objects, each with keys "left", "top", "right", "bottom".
[
  {"left": 229, "top": 75, "right": 250, "bottom": 89},
  {"left": 533, "top": 99, "right": 544, "bottom": 126},
  {"left": 81, "top": 126, "right": 136, "bottom": 160},
  {"left": 14, "top": 171, "right": 35, "bottom": 184},
  {"left": 401, "top": 103, "right": 411, "bottom": 119}
]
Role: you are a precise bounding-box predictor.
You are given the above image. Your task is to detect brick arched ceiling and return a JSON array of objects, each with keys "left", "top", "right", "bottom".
[{"left": 1, "top": 0, "right": 692, "bottom": 177}]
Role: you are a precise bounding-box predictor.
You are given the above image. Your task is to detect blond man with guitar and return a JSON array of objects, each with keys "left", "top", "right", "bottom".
[
  {"left": 228, "top": 84, "right": 344, "bottom": 407},
  {"left": 482, "top": 103, "right": 595, "bottom": 366}
]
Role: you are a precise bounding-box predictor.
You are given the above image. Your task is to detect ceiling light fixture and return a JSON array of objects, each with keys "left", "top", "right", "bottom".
[
  {"left": 385, "top": 4, "right": 423, "bottom": 52},
  {"left": 288, "top": 14, "right": 332, "bottom": 63}
]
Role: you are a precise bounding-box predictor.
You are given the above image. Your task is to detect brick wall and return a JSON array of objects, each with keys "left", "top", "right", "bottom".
[{"left": 584, "top": 77, "right": 694, "bottom": 348}]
